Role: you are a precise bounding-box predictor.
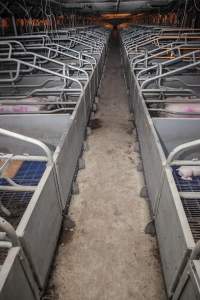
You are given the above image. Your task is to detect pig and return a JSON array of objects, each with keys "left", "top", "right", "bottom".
[
  {"left": 165, "top": 102, "right": 200, "bottom": 118},
  {"left": 0, "top": 105, "right": 41, "bottom": 113},
  {"left": 178, "top": 165, "right": 200, "bottom": 180},
  {"left": 0, "top": 96, "right": 58, "bottom": 113}
]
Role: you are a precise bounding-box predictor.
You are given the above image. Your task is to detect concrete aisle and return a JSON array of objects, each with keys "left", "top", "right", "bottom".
[{"left": 50, "top": 32, "right": 166, "bottom": 300}]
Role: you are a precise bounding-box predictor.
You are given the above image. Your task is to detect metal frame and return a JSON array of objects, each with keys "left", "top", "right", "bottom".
[
  {"left": 121, "top": 26, "right": 200, "bottom": 299},
  {"left": 0, "top": 26, "right": 110, "bottom": 299}
]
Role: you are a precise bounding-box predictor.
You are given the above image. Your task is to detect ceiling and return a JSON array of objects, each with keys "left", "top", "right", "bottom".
[
  {"left": 0, "top": 0, "right": 182, "bottom": 18},
  {"left": 51, "top": 0, "right": 175, "bottom": 13}
]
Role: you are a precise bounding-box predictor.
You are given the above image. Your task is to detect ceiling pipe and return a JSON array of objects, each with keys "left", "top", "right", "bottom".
[
  {"left": 57, "top": 1, "right": 150, "bottom": 8},
  {"left": 116, "top": 0, "right": 121, "bottom": 12}
]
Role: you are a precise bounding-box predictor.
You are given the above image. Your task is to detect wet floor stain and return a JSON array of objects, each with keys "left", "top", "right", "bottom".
[{"left": 89, "top": 118, "right": 103, "bottom": 129}]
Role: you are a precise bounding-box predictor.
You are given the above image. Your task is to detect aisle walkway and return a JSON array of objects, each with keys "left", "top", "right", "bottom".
[{"left": 50, "top": 32, "right": 166, "bottom": 300}]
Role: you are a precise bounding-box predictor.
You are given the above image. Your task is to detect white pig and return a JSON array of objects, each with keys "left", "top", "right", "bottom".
[
  {"left": 0, "top": 96, "right": 58, "bottom": 113},
  {"left": 165, "top": 103, "right": 200, "bottom": 118},
  {"left": 178, "top": 165, "right": 200, "bottom": 180}
]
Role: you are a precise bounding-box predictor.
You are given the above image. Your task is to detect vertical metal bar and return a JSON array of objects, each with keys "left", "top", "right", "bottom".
[{"left": 11, "top": 15, "right": 17, "bottom": 36}]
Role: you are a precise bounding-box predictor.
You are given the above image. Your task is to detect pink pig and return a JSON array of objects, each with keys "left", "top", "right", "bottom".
[
  {"left": 165, "top": 103, "right": 200, "bottom": 118},
  {"left": 0, "top": 96, "right": 56, "bottom": 113},
  {"left": 178, "top": 166, "right": 200, "bottom": 180}
]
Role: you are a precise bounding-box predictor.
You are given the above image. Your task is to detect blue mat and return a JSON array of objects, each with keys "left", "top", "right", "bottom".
[{"left": 0, "top": 161, "right": 46, "bottom": 186}]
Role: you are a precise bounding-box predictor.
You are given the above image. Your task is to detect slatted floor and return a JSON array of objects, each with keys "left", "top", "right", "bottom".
[
  {"left": 182, "top": 198, "right": 200, "bottom": 242},
  {"left": 0, "top": 161, "right": 46, "bottom": 226}
]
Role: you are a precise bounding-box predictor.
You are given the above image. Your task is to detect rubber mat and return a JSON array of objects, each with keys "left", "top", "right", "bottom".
[{"left": 0, "top": 161, "right": 46, "bottom": 186}]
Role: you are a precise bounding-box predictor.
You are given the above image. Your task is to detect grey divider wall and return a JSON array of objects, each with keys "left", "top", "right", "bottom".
[
  {"left": 54, "top": 96, "right": 87, "bottom": 206},
  {"left": 90, "top": 70, "right": 96, "bottom": 103},
  {"left": 0, "top": 115, "right": 71, "bottom": 156},
  {"left": 172, "top": 260, "right": 200, "bottom": 300},
  {"left": 83, "top": 81, "right": 93, "bottom": 121},
  {"left": 18, "top": 166, "right": 62, "bottom": 289},
  {"left": 153, "top": 118, "right": 200, "bottom": 155},
  {"left": 136, "top": 100, "right": 165, "bottom": 213},
  {"left": 129, "top": 76, "right": 166, "bottom": 213},
  {"left": 0, "top": 247, "right": 39, "bottom": 300}
]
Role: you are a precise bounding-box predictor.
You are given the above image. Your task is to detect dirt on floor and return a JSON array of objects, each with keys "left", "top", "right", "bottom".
[{"left": 46, "top": 33, "right": 167, "bottom": 300}]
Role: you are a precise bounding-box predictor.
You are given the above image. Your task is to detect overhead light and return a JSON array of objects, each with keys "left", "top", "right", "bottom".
[{"left": 101, "top": 13, "right": 132, "bottom": 19}]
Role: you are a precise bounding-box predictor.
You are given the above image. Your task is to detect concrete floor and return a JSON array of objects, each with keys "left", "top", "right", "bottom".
[{"left": 48, "top": 34, "right": 166, "bottom": 300}]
